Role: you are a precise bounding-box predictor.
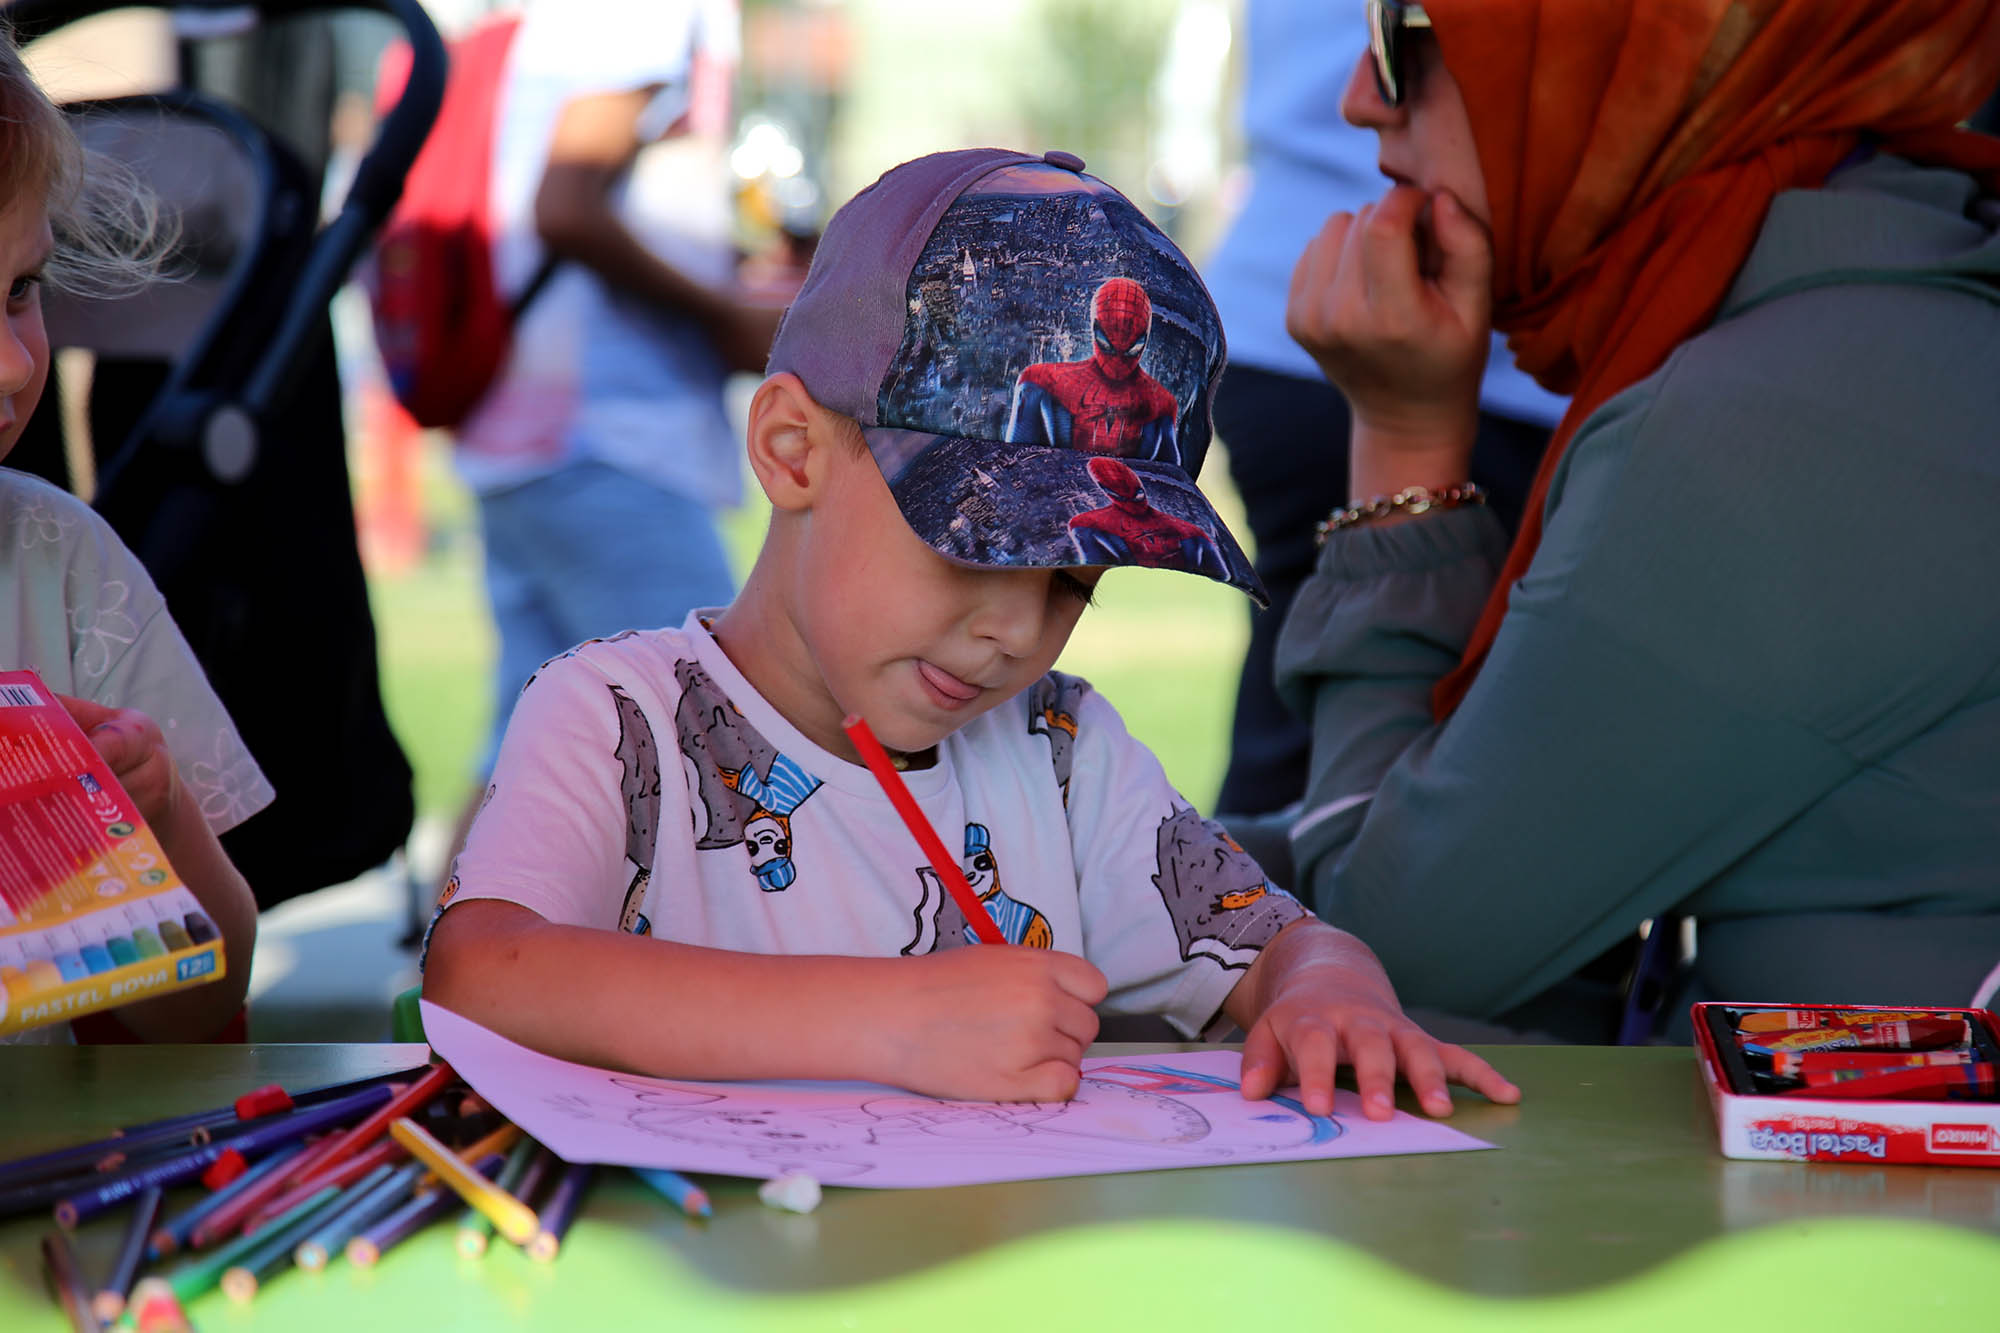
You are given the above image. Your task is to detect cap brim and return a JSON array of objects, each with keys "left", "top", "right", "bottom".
[{"left": 866, "top": 428, "right": 1268, "bottom": 607}]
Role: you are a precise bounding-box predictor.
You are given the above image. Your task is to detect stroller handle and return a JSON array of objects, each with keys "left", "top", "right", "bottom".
[{"left": 10, "top": 0, "right": 447, "bottom": 453}]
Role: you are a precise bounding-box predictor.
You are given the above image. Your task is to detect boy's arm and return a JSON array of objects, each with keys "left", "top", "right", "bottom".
[
  {"left": 59, "top": 697, "right": 256, "bottom": 1041},
  {"left": 1222, "top": 917, "right": 1519, "bottom": 1121},
  {"left": 423, "top": 898, "right": 1107, "bottom": 1102}
]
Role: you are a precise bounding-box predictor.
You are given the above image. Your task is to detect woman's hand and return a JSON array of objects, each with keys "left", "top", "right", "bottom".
[{"left": 1286, "top": 186, "right": 1494, "bottom": 491}]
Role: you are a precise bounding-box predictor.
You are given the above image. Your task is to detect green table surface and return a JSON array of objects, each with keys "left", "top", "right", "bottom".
[{"left": 3, "top": 1042, "right": 1997, "bottom": 1331}]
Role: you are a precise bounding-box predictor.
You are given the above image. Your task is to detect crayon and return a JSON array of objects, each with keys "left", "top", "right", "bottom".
[
  {"left": 527, "top": 1162, "right": 595, "bottom": 1262},
  {"left": 60, "top": 1083, "right": 395, "bottom": 1231},
  {"left": 156, "top": 919, "right": 193, "bottom": 952},
  {"left": 633, "top": 1166, "right": 711, "bottom": 1219},
  {"left": 79, "top": 944, "right": 115, "bottom": 974},
  {"left": 223, "top": 1169, "right": 390, "bottom": 1303},
  {"left": 92, "top": 1184, "right": 162, "bottom": 1322},
  {"left": 246, "top": 1137, "right": 404, "bottom": 1233},
  {"left": 105, "top": 936, "right": 139, "bottom": 967},
  {"left": 25, "top": 957, "right": 64, "bottom": 989},
  {"left": 52, "top": 951, "right": 88, "bottom": 982},
  {"left": 132, "top": 927, "right": 164, "bottom": 958},
  {"left": 347, "top": 1153, "right": 505, "bottom": 1268},
  {"left": 294, "top": 1160, "right": 428, "bottom": 1271},
  {"left": 1732, "top": 1007, "right": 1939, "bottom": 1034},
  {"left": 457, "top": 1134, "right": 539, "bottom": 1258},
  {"left": 40, "top": 1228, "right": 96, "bottom": 1333},
  {"left": 150, "top": 1142, "right": 308, "bottom": 1260},
  {"left": 183, "top": 913, "right": 218, "bottom": 946},
  {"left": 389, "top": 1118, "right": 539, "bottom": 1245},
  {"left": 124, "top": 1277, "right": 193, "bottom": 1333},
  {"left": 1770, "top": 1048, "right": 1977, "bottom": 1079},
  {"left": 1782, "top": 1062, "right": 1999, "bottom": 1100},
  {"left": 1742, "top": 1017, "right": 1969, "bottom": 1059},
  {"left": 844, "top": 714, "right": 1005, "bottom": 943}
]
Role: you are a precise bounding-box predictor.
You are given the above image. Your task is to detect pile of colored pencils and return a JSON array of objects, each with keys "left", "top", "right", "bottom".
[{"left": 8, "top": 1061, "right": 617, "bottom": 1330}]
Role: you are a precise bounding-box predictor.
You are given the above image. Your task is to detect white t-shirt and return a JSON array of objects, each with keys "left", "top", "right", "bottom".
[
  {"left": 454, "top": 0, "right": 743, "bottom": 507},
  {"left": 1, "top": 469, "right": 274, "bottom": 1044},
  {"left": 430, "top": 615, "right": 1307, "bottom": 1038}
]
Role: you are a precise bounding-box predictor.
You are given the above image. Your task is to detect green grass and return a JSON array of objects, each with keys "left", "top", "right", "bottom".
[{"left": 366, "top": 440, "right": 1251, "bottom": 819}]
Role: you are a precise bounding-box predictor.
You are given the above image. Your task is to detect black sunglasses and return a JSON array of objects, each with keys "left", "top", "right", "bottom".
[{"left": 1367, "top": 0, "right": 1432, "bottom": 108}]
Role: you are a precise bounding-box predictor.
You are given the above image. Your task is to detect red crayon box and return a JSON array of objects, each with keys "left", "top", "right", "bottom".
[{"left": 1695, "top": 1002, "right": 2000, "bottom": 1168}]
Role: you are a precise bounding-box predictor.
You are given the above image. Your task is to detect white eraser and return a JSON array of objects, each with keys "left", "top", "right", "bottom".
[{"left": 757, "top": 1170, "right": 822, "bottom": 1214}]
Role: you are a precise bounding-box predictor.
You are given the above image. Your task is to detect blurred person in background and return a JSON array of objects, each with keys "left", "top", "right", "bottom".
[{"left": 439, "top": 0, "right": 788, "bottom": 886}]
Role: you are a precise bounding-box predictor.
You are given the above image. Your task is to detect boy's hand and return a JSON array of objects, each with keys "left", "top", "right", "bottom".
[
  {"left": 1231, "top": 921, "right": 1520, "bottom": 1121},
  {"left": 883, "top": 947, "right": 1108, "bottom": 1103},
  {"left": 57, "top": 694, "right": 183, "bottom": 833}
]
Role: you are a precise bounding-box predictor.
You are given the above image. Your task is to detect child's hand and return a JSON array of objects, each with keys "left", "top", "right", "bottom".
[
  {"left": 1231, "top": 921, "right": 1520, "bottom": 1121},
  {"left": 884, "top": 946, "right": 1109, "bottom": 1103},
  {"left": 57, "top": 694, "right": 184, "bottom": 833}
]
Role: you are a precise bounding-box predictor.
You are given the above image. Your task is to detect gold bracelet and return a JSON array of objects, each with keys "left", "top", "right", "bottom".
[{"left": 1314, "top": 482, "right": 1486, "bottom": 546}]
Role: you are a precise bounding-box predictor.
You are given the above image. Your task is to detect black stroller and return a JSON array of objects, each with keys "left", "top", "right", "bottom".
[{"left": 6, "top": 0, "right": 447, "bottom": 910}]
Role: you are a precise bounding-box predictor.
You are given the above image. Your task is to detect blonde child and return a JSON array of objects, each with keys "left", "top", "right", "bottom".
[
  {"left": 423, "top": 149, "right": 1517, "bottom": 1117},
  {"left": 0, "top": 32, "right": 266, "bottom": 1042}
]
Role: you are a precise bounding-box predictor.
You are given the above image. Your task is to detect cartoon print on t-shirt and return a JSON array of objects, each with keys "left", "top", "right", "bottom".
[
  {"left": 1151, "top": 806, "right": 1302, "bottom": 971},
  {"left": 1026, "top": 672, "right": 1088, "bottom": 807},
  {"left": 904, "top": 822, "right": 1053, "bottom": 953},
  {"left": 720, "top": 755, "right": 824, "bottom": 892},
  {"left": 672, "top": 659, "right": 778, "bottom": 848},
  {"left": 610, "top": 683, "right": 661, "bottom": 934}
]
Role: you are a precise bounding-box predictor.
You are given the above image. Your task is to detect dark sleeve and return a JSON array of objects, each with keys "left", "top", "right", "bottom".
[{"left": 1274, "top": 302, "right": 2000, "bottom": 1017}]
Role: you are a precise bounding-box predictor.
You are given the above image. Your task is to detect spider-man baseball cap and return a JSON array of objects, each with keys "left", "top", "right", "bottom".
[{"left": 767, "top": 148, "right": 1267, "bottom": 605}]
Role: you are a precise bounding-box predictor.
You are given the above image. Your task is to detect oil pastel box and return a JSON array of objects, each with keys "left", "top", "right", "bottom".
[{"left": 1694, "top": 1002, "right": 2000, "bottom": 1167}]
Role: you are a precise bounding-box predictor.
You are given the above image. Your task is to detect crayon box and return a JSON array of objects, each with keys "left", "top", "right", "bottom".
[
  {"left": 1694, "top": 1002, "right": 2000, "bottom": 1168},
  {"left": 0, "top": 669, "right": 226, "bottom": 1036}
]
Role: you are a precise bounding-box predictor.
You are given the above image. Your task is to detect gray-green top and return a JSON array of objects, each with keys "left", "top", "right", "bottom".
[{"left": 1276, "top": 155, "right": 2000, "bottom": 1023}]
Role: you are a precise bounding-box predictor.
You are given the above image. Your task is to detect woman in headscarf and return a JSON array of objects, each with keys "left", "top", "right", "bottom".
[{"left": 1275, "top": 0, "right": 2000, "bottom": 1038}]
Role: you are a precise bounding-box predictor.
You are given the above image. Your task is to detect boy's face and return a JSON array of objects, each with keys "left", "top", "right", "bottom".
[{"left": 786, "top": 439, "right": 1102, "bottom": 758}]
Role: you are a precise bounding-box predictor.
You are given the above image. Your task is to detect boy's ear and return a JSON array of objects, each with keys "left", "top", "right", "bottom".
[{"left": 745, "top": 372, "right": 830, "bottom": 511}]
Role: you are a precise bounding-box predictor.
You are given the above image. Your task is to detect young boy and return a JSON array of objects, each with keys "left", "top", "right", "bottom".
[{"left": 422, "top": 148, "right": 1517, "bottom": 1119}]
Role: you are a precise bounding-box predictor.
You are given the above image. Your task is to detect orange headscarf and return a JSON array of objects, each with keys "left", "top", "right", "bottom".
[{"left": 1425, "top": 0, "right": 2000, "bottom": 717}]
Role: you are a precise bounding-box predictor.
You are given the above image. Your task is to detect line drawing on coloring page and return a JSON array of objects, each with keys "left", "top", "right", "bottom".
[{"left": 423, "top": 1002, "right": 1492, "bottom": 1188}]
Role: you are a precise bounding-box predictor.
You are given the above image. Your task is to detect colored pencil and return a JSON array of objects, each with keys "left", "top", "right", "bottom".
[
  {"left": 124, "top": 1277, "right": 193, "bottom": 1333},
  {"left": 165, "top": 1185, "right": 339, "bottom": 1306},
  {"left": 222, "top": 1169, "right": 388, "bottom": 1303},
  {"left": 388, "top": 1118, "right": 539, "bottom": 1245},
  {"left": 527, "top": 1162, "right": 595, "bottom": 1261},
  {"left": 346, "top": 1153, "right": 505, "bottom": 1268},
  {"left": 40, "top": 1228, "right": 95, "bottom": 1333},
  {"left": 457, "top": 1134, "right": 538, "bottom": 1258},
  {"left": 843, "top": 714, "right": 1003, "bottom": 942},
  {"left": 91, "top": 1183, "right": 162, "bottom": 1322},
  {"left": 149, "top": 1141, "right": 307, "bottom": 1261},
  {"left": 244, "top": 1137, "right": 404, "bottom": 1233},
  {"left": 510, "top": 1143, "right": 557, "bottom": 1209},
  {"left": 58, "top": 1084, "right": 395, "bottom": 1232},
  {"left": 0, "top": 1066, "right": 420, "bottom": 1193},
  {"left": 633, "top": 1165, "right": 711, "bottom": 1219},
  {"left": 294, "top": 1160, "right": 427, "bottom": 1271},
  {"left": 284, "top": 1061, "right": 453, "bottom": 1187}
]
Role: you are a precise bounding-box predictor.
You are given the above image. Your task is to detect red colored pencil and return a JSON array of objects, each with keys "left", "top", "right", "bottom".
[
  {"left": 243, "top": 1137, "right": 405, "bottom": 1234},
  {"left": 281, "top": 1061, "right": 454, "bottom": 1187},
  {"left": 842, "top": 714, "right": 1003, "bottom": 943}
]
